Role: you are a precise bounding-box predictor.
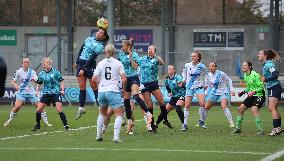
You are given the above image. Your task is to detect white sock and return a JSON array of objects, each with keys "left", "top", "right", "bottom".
[
  {"left": 41, "top": 112, "right": 49, "bottom": 124},
  {"left": 9, "top": 111, "right": 17, "bottom": 121},
  {"left": 201, "top": 109, "right": 208, "bottom": 123},
  {"left": 114, "top": 115, "right": 123, "bottom": 140},
  {"left": 199, "top": 107, "right": 202, "bottom": 116},
  {"left": 223, "top": 108, "right": 233, "bottom": 122},
  {"left": 102, "top": 124, "right": 106, "bottom": 131},
  {"left": 143, "top": 115, "right": 148, "bottom": 124},
  {"left": 127, "top": 119, "right": 133, "bottom": 125},
  {"left": 79, "top": 107, "right": 85, "bottom": 111},
  {"left": 184, "top": 108, "right": 189, "bottom": 125},
  {"left": 199, "top": 107, "right": 203, "bottom": 121},
  {"left": 96, "top": 114, "right": 104, "bottom": 138},
  {"left": 102, "top": 116, "right": 106, "bottom": 131},
  {"left": 146, "top": 111, "right": 152, "bottom": 116}
]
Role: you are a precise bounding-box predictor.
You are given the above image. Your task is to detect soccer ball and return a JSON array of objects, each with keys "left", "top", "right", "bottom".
[{"left": 97, "top": 18, "right": 109, "bottom": 30}]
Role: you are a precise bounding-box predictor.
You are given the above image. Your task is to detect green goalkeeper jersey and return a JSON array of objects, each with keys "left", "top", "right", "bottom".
[{"left": 243, "top": 71, "right": 265, "bottom": 97}]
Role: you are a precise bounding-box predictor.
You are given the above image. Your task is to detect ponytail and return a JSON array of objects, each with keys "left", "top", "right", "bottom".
[
  {"left": 263, "top": 49, "right": 281, "bottom": 61},
  {"left": 245, "top": 61, "right": 253, "bottom": 70}
]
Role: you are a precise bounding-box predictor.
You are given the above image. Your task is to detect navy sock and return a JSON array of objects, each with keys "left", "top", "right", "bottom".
[
  {"left": 273, "top": 119, "right": 277, "bottom": 128},
  {"left": 149, "top": 108, "right": 154, "bottom": 126},
  {"left": 133, "top": 94, "right": 149, "bottom": 113},
  {"left": 156, "top": 106, "right": 167, "bottom": 125},
  {"left": 149, "top": 108, "right": 153, "bottom": 115},
  {"left": 59, "top": 112, "right": 68, "bottom": 126},
  {"left": 93, "top": 89, "right": 99, "bottom": 106},
  {"left": 36, "top": 112, "right": 41, "bottom": 127},
  {"left": 79, "top": 90, "right": 86, "bottom": 107},
  {"left": 174, "top": 105, "right": 184, "bottom": 124},
  {"left": 164, "top": 111, "right": 169, "bottom": 122},
  {"left": 273, "top": 118, "right": 282, "bottom": 128},
  {"left": 124, "top": 99, "right": 132, "bottom": 119}
]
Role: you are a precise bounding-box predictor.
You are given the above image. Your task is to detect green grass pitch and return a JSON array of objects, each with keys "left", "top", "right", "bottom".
[{"left": 0, "top": 105, "right": 283, "bottom": 161}]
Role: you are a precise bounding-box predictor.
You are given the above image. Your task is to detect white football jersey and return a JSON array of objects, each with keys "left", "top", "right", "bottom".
[
  {"left": 93, "top": 57, "right": 125, "bottom": 92},
  {"left": 13, "top": 68, "right": 38, "bottom": 94},
  {"left": 206, "top": 70, "right": 234, "bottom": 95},
  {"left": 182, "top": 62, "right": 208, "bottom": 89},
  {"left": 118, "top": 77, "right": 123, "bottom": 92}
]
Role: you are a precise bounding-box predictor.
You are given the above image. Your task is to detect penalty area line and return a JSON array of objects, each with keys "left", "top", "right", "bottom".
[
  {"left": 0, "top": 119, "right": 143, "bottom": 141},
  {"left": 260, "top": 149, "right": 284, "bottom": 161},
  {"left": 0, "top": 147, "right": 270, "bottom": 155}
]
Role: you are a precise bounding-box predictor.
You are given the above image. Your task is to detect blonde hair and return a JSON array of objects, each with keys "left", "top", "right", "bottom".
[
  {"left": 105, "top": 44, "right": 116, "bottom": 57},
  {"left": 22, "top": 58, "right": 30, "bottom": 63},
  {"left": 149, "top": 45, "right": 156, "bottom": 52},
  {"left": 165, "top": 65, "right": 176, "bottom": 79},
  {"left": 41, "top": 57, "right": 52, "bottom": 65}
]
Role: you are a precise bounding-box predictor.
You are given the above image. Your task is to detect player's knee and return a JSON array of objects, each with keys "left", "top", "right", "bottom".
[
  {"left": 184, "top": 105, "right": 190, "bottom": 109},
  {"left": 205, "top": 104, "right": 211, "bottom": 110},
  {"left": 79, "top": 85, "right": 86, "bottom": 90},
  {"left": 90, "top": 83, "right": 98, "bottom": 90},
  {"left": 269, "top": 107, "right": 278, "bottom": 115},
  {"left": 237, "top": 106, "right": 245, "bottom": 114},
  {"left": 37, "top": 108, "right": 44, "bottom": 113},
  {"left": 12, "top": 107, "right": 20, "bottom": 113},
  {"left": 166, "top": 105, "right": 172, "bottom": 112},
  {"left": 199, "top": 102, "right": 205, "bottom": 107},
  {"left": 159, "top": 101, "right": 166, "bottom": 106},
  {"left": 105, "top": 113, "right": 112, "bottom": 119},
  {"left": 78, "top": 81, "right": 87, "bottom": 89},
  {"left": 56, "top": 107, "right": 63, "bottom": 113},
  {"left": 251, "top": 111, "right": 258, "bottom": 117},
  {"left": 146, "top": 102, "right": 153, "bottom": 108}
]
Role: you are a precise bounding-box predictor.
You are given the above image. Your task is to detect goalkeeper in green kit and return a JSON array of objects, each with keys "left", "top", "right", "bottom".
[{"left": 232, "top": 61, "right": 266, "bottom": 135}]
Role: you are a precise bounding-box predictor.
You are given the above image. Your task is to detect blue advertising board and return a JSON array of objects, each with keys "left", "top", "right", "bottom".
[
  {"left": 91, "top": 29, "right": 153, "bottom": 53},
  {"left": 0, "top": 87, "right": 192, "bottom": 104},
  {"left": 3, "top": 86, "right": 283, "bottom": 105}
]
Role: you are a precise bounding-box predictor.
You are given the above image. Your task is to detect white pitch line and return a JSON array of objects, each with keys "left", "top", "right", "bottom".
[
  {"left": 0, "top": 119, "right": 143, "bottom": 141},
  {"left": 1, "top": 130, "right": 63, "bottom": 141},
  {"left": 0, "top": 147, "right": 270, "bottom": 155},
  {"left": 260, "top": 149, "right": 284, "bottom": 161}
]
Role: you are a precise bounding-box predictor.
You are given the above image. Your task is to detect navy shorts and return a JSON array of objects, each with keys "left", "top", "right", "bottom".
[
  {"left": 243, "top": 96, "right": 265, "bottom": 109},
  {"left": 76, "top": 59, "right": 96, "bottom": 79},
  {"left": 40, "top": 94, "right": 62, "bottom": 105},
  {"left": 141, "top": 81, "right": 160, "bottom": 93},
  {"left": 268, "top": 84, "right": 282, "bottom": 100},
  {"left": 169, "top": 96, "right": 185, "bottom": 106},
  {"left": 126, "top": 75, "right": 140, "bottom": 92}
]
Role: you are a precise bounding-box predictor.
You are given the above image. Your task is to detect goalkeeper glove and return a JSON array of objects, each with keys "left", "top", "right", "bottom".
[
  {"left": 248, "top": 91, "right": 256, "bottom": 97},
  {"left": 238, "top": 91, "right": 246, "bottom": 97}
]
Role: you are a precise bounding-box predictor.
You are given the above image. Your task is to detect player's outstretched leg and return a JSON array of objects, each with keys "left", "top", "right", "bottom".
[{"left": 76, "top": 90, "right": 87, "bottom": 120}]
